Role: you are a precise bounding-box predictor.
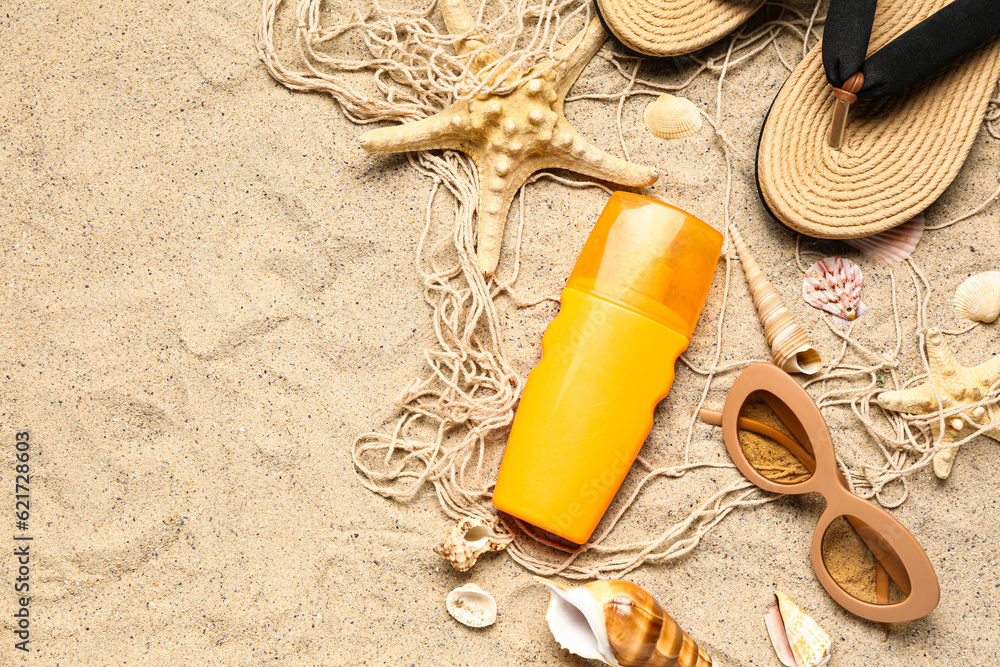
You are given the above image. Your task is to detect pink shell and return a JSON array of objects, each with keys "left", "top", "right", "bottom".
[
  {"left": 843, "top": 213, "right": 925, "bottom": 264},
  {"left": 765, "top": 603, "right": 797, "bottom": 667},
  {"left": 802, "top": 256, "right": 867, "bottom": 325}
]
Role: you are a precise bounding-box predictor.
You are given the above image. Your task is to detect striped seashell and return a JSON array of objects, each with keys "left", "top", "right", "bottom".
[
  {"left": 730, "top": 225, "right": 822, "bottom": 375},
  {"left": 643, "top": 94, "right": 703, "bottom": 140},
  {"left": 953, "top": 270, "right": 1000, "bottom": 323},
  {"left": 537, "top": 577, "right": 713, "bottom": 666},
  {"left": 802, "top": 256, "right": 867, "bottom": 326},
  {"left": 769, "top": 591, "right": 831, "bottom": 667},
  {"left": 843, "top": 213, "right": 925, "bottom": 264}
]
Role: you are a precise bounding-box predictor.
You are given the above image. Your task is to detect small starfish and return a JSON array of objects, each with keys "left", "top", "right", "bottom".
[
  {"left": 359, "top": 0, "right": 658, "bottom": 276},
  {"left": 876, "top": 329, "right": 1000, "bottom": 479}
]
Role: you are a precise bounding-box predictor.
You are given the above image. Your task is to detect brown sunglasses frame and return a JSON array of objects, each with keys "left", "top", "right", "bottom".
[{"left": 701, "top": 363, "right": 940, "bottom": 623}]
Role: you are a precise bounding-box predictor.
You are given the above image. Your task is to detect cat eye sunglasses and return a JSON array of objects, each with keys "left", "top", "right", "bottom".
[{"left": 697, "top": 363, "right": 939, "bottom": 623}]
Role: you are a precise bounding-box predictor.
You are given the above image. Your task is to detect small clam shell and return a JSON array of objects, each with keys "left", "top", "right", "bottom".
[
  {"left": 446, "top": 584, "right": 497, "bottom": 628},
  {"left": 802, "top": 256, "right": 867, "bottom": 326},
  {"left": 643, "top": 94, "right": 703, "bottom": 140},
  {"left": 953, "top": 270, "right": 1000, "bottom": 323},
  {"left": 774, "top": 591, "right": 831, "bottom": 667},
  {"left": 843, "top": 213, "right": 925, "bottom": 264},
  {"left": 433, "top": 517, "right": 513, "bottom": 571}
]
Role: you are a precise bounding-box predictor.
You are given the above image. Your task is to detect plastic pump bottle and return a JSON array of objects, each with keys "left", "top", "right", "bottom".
[{"left": 492, "top": 192, "right": 723, "bottom": 544}]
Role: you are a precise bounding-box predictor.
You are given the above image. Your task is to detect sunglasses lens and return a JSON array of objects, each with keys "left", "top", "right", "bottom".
[
  {"left": 736, "top": 391, "right": 814, "bottom": 485},
  {"left": 821, "top": 515, "right": 910, "bottom": 605}
]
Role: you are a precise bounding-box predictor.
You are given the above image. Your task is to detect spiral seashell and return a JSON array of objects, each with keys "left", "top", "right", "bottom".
[
  {"left": 765, "top": 591, "right": 832, "bottom": 667},
  {"left": 953, "top": 270, "right": 1000, "bottom": 323},
  {"left": 433, "top": 517, "right": 513, "bottom": 571},
  {"left": 537, "top": 577, "right": 713, "bottom": 667},
  {"left": 843, "top": 213, "right": 925, "bottom": 264},
  {"left": 802, "top": 256, "right": 868, "bottom": 326},
  {"left": 446, "top": 584, "right": 497, "bottom": 628},
  {"left": 643, "top": 94, "right": 703, "bottom": 140},
  {"left": 730, "top": 225, "right": 822, "bottom": 375}
]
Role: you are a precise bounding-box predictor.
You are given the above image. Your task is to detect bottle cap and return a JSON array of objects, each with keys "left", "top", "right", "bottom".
[{"left": 567, "top": 192, "right": 723, "bottom": 338}]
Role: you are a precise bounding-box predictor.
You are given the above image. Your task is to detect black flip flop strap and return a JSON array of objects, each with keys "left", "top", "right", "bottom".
[{"left": 823, "top": 0, "right": 1000, "bottom": 101}]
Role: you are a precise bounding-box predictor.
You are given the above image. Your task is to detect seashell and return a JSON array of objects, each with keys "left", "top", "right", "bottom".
[
  {"left": 953, "top": 270, "right": 1000, "bottom": 323},
  {"left": 433, "top": 517, "right": 513, "bottom": 571},
  {"left": 843, "top": 213, "right": 925, "bottom": 264},
  {"left": 802, "top": 256, "right": 868, "bottom": 326},
  {"left": 730, "top": 225, "right": 822, "bottom": 375},
  {"left": 643, "top": 94, "right": 703, "bottom": 140},
  {"left": 764, "top": 603, "right": 797, "bottom": 667},
  {"left": 765, "top": 591, "right": 832, "bottom": 667},
  {"left": 537, "top": 577, "right": 713, "bottom": 666},
  {"left": 446, "top": 583, "right": 497, "bottom": 628}
]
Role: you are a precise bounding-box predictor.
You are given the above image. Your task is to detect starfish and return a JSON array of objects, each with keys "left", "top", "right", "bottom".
[
  {"left": 876, "top": 329, "right": 1000, "bottom": 479},
  {"left": 358, "top": 0, "right": 659, "bottom": 276}
]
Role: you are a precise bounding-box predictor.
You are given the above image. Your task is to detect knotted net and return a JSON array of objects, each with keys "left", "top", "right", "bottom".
[{"left": 257, "top": 0, "right": 1000, "bottom": 579}]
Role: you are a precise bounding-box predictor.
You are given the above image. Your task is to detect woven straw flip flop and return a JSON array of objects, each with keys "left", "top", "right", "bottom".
[
  {"left": 758, "top": 0, "right": 1000, "bottom": 239},
  {"left": 595, "top": 0, "right": 765, "bottom": 58}
]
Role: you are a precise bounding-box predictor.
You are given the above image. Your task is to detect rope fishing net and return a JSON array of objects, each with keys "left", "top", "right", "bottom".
[{"left": 257, "top": 0, "right": 1000, "bottom": 579}]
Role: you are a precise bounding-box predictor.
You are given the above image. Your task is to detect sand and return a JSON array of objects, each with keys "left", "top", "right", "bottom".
[{"left": 2, "top": 0, "right": 999, "bottom": 664}]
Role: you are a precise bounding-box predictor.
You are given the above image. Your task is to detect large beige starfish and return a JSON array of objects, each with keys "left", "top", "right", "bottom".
[
  {"left": 359, "top": 0, "right": 659, "bottom": 276},
  {"left": 876, "top": 329, "right": 1000, "bottom": 479}
]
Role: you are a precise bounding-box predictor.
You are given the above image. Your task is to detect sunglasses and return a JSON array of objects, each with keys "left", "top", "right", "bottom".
[{"left": 697, "top": 363, "right": 939, "bottom": 623}]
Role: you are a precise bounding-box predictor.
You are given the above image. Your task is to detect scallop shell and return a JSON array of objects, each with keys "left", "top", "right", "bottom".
[
  {"left": 731, "top": 225, "right": 822, "bottom": 375},
  {"left": 768, "top": 591, "right": 831, "bottom": 667},
  {"left": 843, "top": 213, "right": 925, "bottom": 264},
  {"left": 643, "top": 94, "right": 703, "bottom": 140},
  {"left": 433, "top": 517, "right": 513, "bottom": 571},
  {"left": 802, "top": 256, "right": 868, "bottom": 326},
  {"left": 537, "top": 577, "right": 713, "bottom": 666},
  {"left": 954, "top": 271, "right": 1000, "bottom": 323},
  {"left": 446, "top": 584, "right": 497, "bottom": 628}
]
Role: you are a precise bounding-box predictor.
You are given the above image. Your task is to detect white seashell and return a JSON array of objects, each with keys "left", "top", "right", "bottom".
[
  {"left": 953, "top": 271, "right": 1000, "bottom": 323},
  {"left": 446, "top": 584, "right": 497, "bottom": 628},
  {"left": 802, "top": 256, "right": 868, "bottom": 326},
  {"left": 643, "top": 94, "right": 703, "bottom": 140},
  {"left": 433, "top": 517, "right": 513, "bottom": 571},
  {"left": 537, "top": 577, "right": 713, "bottom": 666},
  {"left": 731, "top": 225, "right": 822, "bottom": 375},
  {"left": 773, "top": 591, "right": 831, "bottom": 667},
  {"left": 843, "top": 213, "right": 925, "bottom": 264}
]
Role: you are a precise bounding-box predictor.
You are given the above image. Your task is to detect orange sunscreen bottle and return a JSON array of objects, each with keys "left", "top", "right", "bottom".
[{"left": 492, "top": 192, "right": 723, "bottom": 544}]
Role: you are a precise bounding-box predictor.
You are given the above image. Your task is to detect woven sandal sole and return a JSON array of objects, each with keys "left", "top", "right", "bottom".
[
  {"left": 757, "top": 0, "right": 1000, "bottom": 239},
  {"left": 595, "top": 0, "right": 765, "bottom": 59}
]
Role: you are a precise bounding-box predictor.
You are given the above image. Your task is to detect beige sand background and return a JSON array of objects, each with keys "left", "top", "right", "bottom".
[{"left": 2, "top": 0, "right": 999, "bottom": 664}]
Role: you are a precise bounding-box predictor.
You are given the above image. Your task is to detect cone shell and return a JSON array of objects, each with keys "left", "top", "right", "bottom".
[
  {"left": 730, "top": 225, "right": 822, "bottom": 375},
  {"left": 537, "top": 577, "right": 713, "bottom": 667},
  {"left": 433, "top": 517, "right": 513, "bottom": 571},
  {"left": 446, "top": 584, "right": 497, "bottom": 628},
  {"left": 643, "top": 94, "right": 703, "bottom": 140},
  {"left": 843, "top": 213, "right": 925, "bottom": 264},
  {"left": 802, "top": 256, "right": 868, "bottom": 325},
  {"left": 774, "top": 591, "right": 831, "bottom": 667},
  {"left": 764, "top": 603, "right": 796, "bottom": 667},
  {"left": 954, "top": 271, "right": 1000, "bottom": 323}
]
